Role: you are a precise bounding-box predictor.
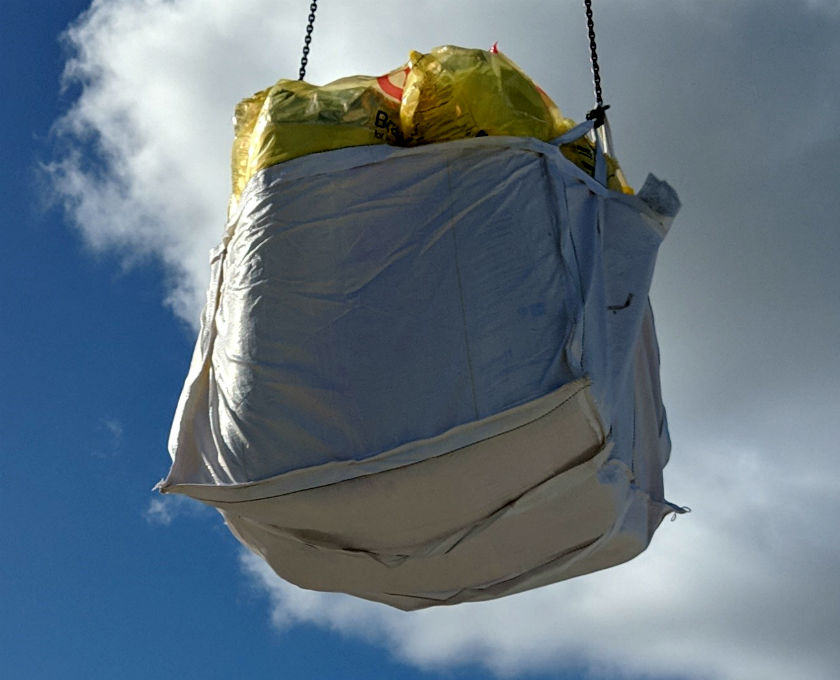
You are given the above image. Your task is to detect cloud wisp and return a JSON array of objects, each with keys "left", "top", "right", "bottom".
[
  {"left": 144, "top": 493, "right": 212, "bottom": 526},
  {"left": 144, "top": 497, "right": 179, "bottom": 527},
  {"left": 89, "top": 417, "right": 124, "bottom": 458},
  {"left": 50, "top": 1, "right": 840, "bottom": 679}
]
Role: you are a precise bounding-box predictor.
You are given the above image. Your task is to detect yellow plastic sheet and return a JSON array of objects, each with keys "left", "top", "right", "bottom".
[
  {"left": 230, "top": 73, "right": 404, "bottom": 210},
  {"left": 231, "top": 88, "right": 270, "bottom": 204},
  {"left": 400, "top": 45, "right": 575, "bottom": 145},
  {"left": 560, "top": 137, "right": 632, "bottom": 194}
]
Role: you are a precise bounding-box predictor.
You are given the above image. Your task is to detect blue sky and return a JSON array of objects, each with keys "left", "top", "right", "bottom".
[
  {"left": 4, "top": 1, "right": 840, "bottom": 679},
  {"left": 2, "top": 5, "right": 496, "bottom": 679}
]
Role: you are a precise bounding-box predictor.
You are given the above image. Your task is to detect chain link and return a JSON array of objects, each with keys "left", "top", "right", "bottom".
[
  {"left": 298, "top": 1, "right": 318, "bottom": 81},
  {"left": 584, "top": 0, "right": 604, "bottom": 111}
]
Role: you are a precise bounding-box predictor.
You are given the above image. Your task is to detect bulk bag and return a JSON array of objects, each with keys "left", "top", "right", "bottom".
[{"left": 159, "top": 121, "right": 683, "bottom": 610}]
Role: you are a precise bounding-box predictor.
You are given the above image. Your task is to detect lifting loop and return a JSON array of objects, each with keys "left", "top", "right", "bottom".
[{"left": 298, "top": 1, "right": 318, "bottom": 81}]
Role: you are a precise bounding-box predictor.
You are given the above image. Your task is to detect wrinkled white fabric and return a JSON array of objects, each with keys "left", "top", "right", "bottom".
[{"left": 160, "top": 132, "right": 682, "bottom": 609}]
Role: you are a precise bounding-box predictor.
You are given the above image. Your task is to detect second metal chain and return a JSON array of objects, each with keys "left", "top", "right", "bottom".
[{"left": 298, "top": 1, "right": 318, "bottom": 81}]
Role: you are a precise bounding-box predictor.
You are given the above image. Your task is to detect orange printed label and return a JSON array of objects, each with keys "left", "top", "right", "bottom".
[{"left": 376, "top": 66, "right": 410, "bottom": 102}]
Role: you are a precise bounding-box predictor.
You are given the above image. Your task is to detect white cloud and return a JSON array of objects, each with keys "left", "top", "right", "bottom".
[
  {"left": 51, "top": 1, "right": 840, "bottom": 679},
  {"left": 145, "top": 496, "right": 178, "bottom": 526},
  {"left": 144, "top": 492, "right": 211, "bottom": 526},
  {"left": 48, "top": 0, "right": 300, "bottom": 320},
  {"left": 90, "top": 417, "right": 124, "bottom": 458}
]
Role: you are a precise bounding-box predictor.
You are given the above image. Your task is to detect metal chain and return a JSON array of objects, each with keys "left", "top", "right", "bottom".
[
  {"left": 583, "top": 0, "right": 609, "bottom": 126},
  {"left": 584, "top": 0, "right": 603, "bottom": 108},
  {"left": 298, "top": 1, "right": 318, "bottom": 81}
]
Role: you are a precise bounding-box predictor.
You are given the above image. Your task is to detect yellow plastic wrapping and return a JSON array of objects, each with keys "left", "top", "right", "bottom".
[
  {"left": 400, "top": 45, "right": 575, "bottom": 145},
  {"left": 229, "top": 45, "right": 632, "bottom": 209},
  {"left": 231, "top": 88, "right": 270, "bottom": 204},
  {"left": 229, "top": 69, "right": 406, "bottom": 212},
  {"left": 560, "top": 137, "right": 632, "bottom": 194}
]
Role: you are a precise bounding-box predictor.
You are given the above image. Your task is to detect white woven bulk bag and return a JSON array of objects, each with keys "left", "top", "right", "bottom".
[{"left": 159, "top": 125, "right": 683, "bottom": 610}]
